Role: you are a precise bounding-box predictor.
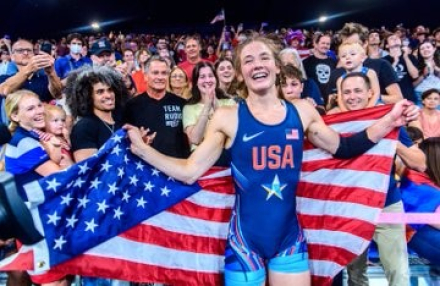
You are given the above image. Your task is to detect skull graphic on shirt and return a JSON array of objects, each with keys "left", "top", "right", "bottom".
[{"left": 316, "top": 64, "right": 331, "bottom": 84}]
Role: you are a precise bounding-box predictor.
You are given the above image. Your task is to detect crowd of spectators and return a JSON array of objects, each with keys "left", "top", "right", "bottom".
[{"left": 0, "top": 21, "right": 439, "bottom": 286}]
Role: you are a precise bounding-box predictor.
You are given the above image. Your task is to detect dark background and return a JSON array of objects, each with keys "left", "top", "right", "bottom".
[{"left": 1, "top": 0, "right": 438, "bottom": 39}]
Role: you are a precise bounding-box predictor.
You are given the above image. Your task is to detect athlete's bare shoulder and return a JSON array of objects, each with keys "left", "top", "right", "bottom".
[
  {"left": 291, "top": 99, "right": 321, "bottom": 131},
  {"left": 210, "top": 104, "right": 239, "bottom": 148}
]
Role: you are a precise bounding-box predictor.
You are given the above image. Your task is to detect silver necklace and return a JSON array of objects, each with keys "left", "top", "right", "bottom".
[{"left": 98, "top": 118, "right": 115, "bottom": 134}]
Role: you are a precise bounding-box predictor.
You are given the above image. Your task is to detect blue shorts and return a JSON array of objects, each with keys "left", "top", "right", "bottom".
[{"left": 224, "top": 239, "right": 309, "bottom": 286}]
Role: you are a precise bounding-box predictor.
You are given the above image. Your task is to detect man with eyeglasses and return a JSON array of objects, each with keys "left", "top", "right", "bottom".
[
  {"left": 384, "top": 33, "right": 419, "bottom": 104},
  {"left": 54, "top": 33, "right": 92, "bottom": 85},
  {"left": 0, "top": 39, "right": 62, "bottom": 124},
  {"left": 124, "top": 55, "right": 189, "bottom": 159}
]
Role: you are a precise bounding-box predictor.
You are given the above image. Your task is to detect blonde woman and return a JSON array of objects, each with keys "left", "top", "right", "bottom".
[{"left": 4, "top": 89, "right": 71, "bottom": 286}]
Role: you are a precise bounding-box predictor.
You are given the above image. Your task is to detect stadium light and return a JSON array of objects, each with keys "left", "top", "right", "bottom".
[{"left": 91, "top": 22, "right": 100, "bottom": 30}]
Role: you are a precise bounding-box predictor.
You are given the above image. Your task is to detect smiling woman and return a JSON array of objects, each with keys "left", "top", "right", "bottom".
[
  {"left": 3, "top": 90, "right": 70, "bottom": 286},
  {"left": 167, "top": 66, "right": 191, "bottom": 100},
  {"left": 4, "top": 89, "right": 66, "bottom": 191},
  {"left": 183, "top": 61, "right": 235, "bottom": 165},
  {"left": 123, "top": 35, "right": 419, "bottom": 286},
  {"left": 215, "top": 57, "right": 240, "bottom": 97}
]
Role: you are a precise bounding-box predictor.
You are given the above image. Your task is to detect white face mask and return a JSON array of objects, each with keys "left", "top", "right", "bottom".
[{"left": 70, "top": 44, "right": 82, "bottom": 54}]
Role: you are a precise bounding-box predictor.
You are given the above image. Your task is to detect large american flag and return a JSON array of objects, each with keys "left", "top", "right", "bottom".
[
  {"left": 1, "top": 129, "right": 234, "bottom": 285},
  {"left": 297, "top": 104, "right": 398, "bottom": 285},
  {"left": 1, "top": 105, "right": 398, "bottom": 285}
]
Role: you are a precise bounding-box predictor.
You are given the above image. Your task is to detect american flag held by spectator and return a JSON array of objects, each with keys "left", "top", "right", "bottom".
[
  {"left": 0, "top": 105, "right": 399, "bottom": 286},
  {"left": 297, "top": 104, "right": 398, "bottom": 285}
]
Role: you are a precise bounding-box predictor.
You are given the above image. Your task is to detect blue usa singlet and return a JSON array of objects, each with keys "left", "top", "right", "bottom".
[{"left": 228, "top": 100, "right": 305, "bottom": 262}]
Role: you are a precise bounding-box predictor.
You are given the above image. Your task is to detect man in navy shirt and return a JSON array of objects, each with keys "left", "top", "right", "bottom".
[{"left": 54, "top": 33, "right": 91, "bottom": 85}]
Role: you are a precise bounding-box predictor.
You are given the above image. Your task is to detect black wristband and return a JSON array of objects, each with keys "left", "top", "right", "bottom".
[{"left": 333, "top": 129, "right": 376, "bottom": 159}]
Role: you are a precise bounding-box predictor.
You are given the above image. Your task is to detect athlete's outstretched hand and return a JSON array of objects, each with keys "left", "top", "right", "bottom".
[{"left": 123, "top": 124, "right": 156, "bottom": 157}]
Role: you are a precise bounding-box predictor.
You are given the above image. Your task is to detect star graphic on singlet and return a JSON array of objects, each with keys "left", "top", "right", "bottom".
[{"left": 262, "top": 174, "right": 287, "bottom": 200}]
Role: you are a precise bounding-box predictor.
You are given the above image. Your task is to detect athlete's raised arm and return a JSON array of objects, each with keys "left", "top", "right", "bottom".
[
  {"left": 125, "top": 107, "right": 233, "bottom": 184},
  {"left": 295, "top": 99, "right": 419, "bottom": 158}
]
